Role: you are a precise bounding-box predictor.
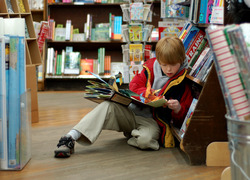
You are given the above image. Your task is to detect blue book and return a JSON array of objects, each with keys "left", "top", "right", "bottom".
[
  {"left": 182, "top": 26, "right": 200, "bottom": 51},
  {"left": 18, "top": 36, "right": 26, "bottom": 95},
  {"left": 8, "top": 36, "right": 20, "bottom": 169},
  {"left": 198, "top": 0, "right": 208, "bottom": 23},
  {"left": 0, "top": 36, "right": 8, "bottom": 169}
]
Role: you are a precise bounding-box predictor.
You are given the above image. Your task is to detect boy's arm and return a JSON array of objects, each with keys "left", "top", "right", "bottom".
[
  {"left": 129, "top": 68, "right": 148, "bottom": 98},
  {"left": 171, "top": 84, "right": 193, "bottom": 128}
]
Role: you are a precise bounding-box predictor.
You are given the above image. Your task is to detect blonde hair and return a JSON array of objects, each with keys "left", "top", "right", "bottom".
[{"left": 155, "top": 36, "right": 185, "bottom": 65}]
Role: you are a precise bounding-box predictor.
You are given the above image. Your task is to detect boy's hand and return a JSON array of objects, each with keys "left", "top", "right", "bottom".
[{"left": 166, "top": 99, "right": 181, "bottom": 114}]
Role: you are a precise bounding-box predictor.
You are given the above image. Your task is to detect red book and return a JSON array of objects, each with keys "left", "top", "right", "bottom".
[
  {"left": 185, "top": 30, "right": 205, "bottom": 63},
  {"left": 37, "top": 21, "right": 49, "bottom": 54},
  {"left": 80, "top": 59, "right": 94, "bottom": 75}
]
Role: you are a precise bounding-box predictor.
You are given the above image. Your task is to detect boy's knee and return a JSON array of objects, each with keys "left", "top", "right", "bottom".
[{"left": 129, "top": 129, "right": 159, "bottom": 150}]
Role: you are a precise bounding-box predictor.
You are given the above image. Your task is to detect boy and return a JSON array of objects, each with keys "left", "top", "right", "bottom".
[{"left": 54, "top": 36, "right": 193, "bottom": 158}]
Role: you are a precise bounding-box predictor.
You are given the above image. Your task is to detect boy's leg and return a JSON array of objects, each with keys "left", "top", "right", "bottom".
[
  {"left": 127, "top": 116, "right": 160, "bottom": 150},
  {"left": 55, "top": 101, "right": 136, "bottom": 158}
]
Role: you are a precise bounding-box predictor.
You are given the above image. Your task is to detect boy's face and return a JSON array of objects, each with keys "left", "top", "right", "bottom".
[{"left": 159, "top": 62, "right": 181, "bottom": 78}]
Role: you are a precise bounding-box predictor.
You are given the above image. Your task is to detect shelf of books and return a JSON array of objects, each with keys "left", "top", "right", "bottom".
[
  {"left": 43, "top": 0, "right": 161, "bottom": 90},
  {"left": 156, "top": 0, "right": 230, "bottom": 165}
]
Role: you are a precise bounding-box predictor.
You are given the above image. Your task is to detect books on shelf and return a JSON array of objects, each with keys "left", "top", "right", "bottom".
[
  {"left": 94, "top": 23, "right": 110, "bottom": 41},
  {"left": 179, "top": 98, "right": 198, "bottom": 138},
  {"left": 206, "top": 25, "right": 250, "bottom": 121},
  {"left": 37, "top": 21, "right": 49, "bottom": 54}
]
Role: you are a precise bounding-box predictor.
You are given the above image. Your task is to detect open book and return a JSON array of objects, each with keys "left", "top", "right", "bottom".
[{"left": 83, "top": 72, "right": 166, "bottom": 108}]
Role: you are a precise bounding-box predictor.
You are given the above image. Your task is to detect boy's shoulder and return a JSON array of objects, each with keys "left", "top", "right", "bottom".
[{"left": 144, "top": 57, "right": 157, "bottom": 68}]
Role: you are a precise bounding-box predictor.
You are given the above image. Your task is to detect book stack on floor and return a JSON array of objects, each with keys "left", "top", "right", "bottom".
[{"left": 0, "top": 18, "right": 31, "bottom": 170}]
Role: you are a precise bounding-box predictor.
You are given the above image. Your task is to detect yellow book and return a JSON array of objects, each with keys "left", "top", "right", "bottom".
[
  {"left": 129, "top": 24, "right": 143, "bottom": 41},
  {"left": 129, "top": 44, "right": 143, "bottom": 62},
  {"left": 18, "top": 0, "right": 26, "bottom": 13}
]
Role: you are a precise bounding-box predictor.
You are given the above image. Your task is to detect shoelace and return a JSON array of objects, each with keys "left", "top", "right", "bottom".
[{"left": 57, "top": 137, "right": 74, "bottom": 149}]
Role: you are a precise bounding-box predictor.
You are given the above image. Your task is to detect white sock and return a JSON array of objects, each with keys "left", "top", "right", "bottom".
[{"left": 67, "top": 129, "right": 81, "bottom": 141}]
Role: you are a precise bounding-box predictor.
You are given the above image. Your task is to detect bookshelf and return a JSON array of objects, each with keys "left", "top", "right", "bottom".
[
  {"left": 0, "top": 0, "right": 42, "bottom": 65},
  {"left": 159, "top": 0, "right": 229, "bottom": 165},
  {"left": 44, "top": 1, "right": 161, "bottom": 90}
]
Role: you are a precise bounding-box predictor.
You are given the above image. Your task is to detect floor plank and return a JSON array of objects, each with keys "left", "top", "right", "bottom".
[{"left": 0, "top": 91, "right": 226, "bottom": 180}]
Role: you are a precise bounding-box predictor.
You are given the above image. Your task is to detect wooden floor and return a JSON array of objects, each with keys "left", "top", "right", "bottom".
[{"left": 0, "top": 91, "right": 226, "bottom": 180}]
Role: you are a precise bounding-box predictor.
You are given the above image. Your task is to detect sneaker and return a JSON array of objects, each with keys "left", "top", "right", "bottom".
[{"left": 54, "top": 135, "right": 75, "bottom": 158}]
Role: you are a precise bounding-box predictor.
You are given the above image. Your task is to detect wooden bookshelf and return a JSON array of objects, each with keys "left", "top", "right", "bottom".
[
  {"left": 0, "top": 0, "right": 42, "bottom": 66},
  {"left": 171, "top": 64, "right": 228, "bottom": 165},
  {"left": 44, "top": 1, "right": 161, "bottom": 90}
]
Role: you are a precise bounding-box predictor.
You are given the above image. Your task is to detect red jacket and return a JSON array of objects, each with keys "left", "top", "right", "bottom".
[{"left": 129, "top": 58, "right": 193, "bottom": 147}]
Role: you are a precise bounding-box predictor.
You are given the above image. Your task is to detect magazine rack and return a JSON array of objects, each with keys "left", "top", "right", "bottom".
[{"left": 171, "top": 64, "right": 228, "bottom": 165}]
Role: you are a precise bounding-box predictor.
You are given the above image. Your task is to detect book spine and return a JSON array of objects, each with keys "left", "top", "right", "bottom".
[
  {"left": 0, "top": 36, "right": 8, "bottom": 169},
  {"left": 207, "top": 27, "right": 250, "bottom": 120},
  {"left": 8, "top": 36, "right": 20, "bottom": 168},
  {"left": 18, "top": 36, "right": 26, "bottom": 95},
  {"left": 189, "top": 38, "right": 208, "bottom": 68},
  {"left": 65, "top": 20, "right": 71, "bottom": 41},
  {"left": 198, "top": 0, "right": 208, "bottom": 23},
  {"left": 206, "top": 0, "right": 214, "bottom": 23},
  {"left": 183, "top": 26, "right": 200, "bottom": 51}
]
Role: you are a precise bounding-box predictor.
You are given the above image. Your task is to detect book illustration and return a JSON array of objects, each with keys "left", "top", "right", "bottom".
[
  {"left": 129, "top": 44, "right": 143, "bottom": 62},
  {"left": 199, "top": 0, "right": 208, "bottom": 23},
  {"left": 158, "top": 21, "right": 185, "bottom": 39},
  {"left": 165, "top": 4, "right": 190, "bottom": 18},
  {"left": 206, "top": 0, "right": 214, "bottom": 23},
  {"left": 130, "top": 2, "right": 144, "bottom": 21},
  {"left": 129, "top": 24, "right": 143, "bottom": 42}
]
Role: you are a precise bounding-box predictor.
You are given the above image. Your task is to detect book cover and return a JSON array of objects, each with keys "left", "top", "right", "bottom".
[
  {"left": 64, "top": 52, "right": 81, "bottom": 75},
  {"left": 207, "top": 26, "right": 250, "bottom": 120},
  {"left": 185, "top": 30, "right": 205, "bottom": 63},
  {"left": 130, "top": 2, "right": 144, "bottom": 21},
  {"left": 0, "top": 36, "right": 8, "bottom": 169},
  {"left": 188, "top": 38, "right": 208, "bottom": 68},
  {"left": 54, "top": 27, "right": 66, "bottom": 41},
  {"left": 80, "top": 59, "right": 94, "bottom": 75},
  {"left": 179, "top": 98, "right": 198, "bottom": 138},
  {"left": 113, "top": 16, "right": 122, "bottom": 40},
  {"left": 129, "top": 24, "right": 143, "bottom": 42},
  {"left": 183, "top": 26, "right": 200, "bottom": 51},
  {"left": 37, "top": 21, "right": 49, "bottom": 54},
  {"left": 94, "top": 23, "right": 110, "bottom": 41},
  {"left": 6, "top": 0, "right": 14, "bottom": 13},
  {"left": 165, "top": 4, "right": 190, "bottom": 18},
  {"left": 158, "top": 21, "right": 185, "bottom": 39},
  {"left": 129, "top": 44, "right": 143, "bottom": 62},
  {"left": 8, "top": 36, "right": 20, "bottom": 168},
  {"left": 206, "top": 0, "right": 214, "bottom": 23},
  {"left": 198, "top": 0, "right": 208, "bottom": 23}
]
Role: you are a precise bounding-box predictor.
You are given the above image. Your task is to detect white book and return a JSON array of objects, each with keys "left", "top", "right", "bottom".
[
  {"left": 46, "top": 47, "right": 51, "bottom": 74},
  {"left": 49, "top": 48, "right": 55, "bottom": 74},
  {"left": 65, "top": 20, "right": 71, "bottom": 41},
  {"left": 0, "top": 36, "right": 8, "bottom": 169}
]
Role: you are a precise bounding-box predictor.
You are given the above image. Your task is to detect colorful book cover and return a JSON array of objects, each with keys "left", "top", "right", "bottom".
[
  {"left": 80, "top": 59, "right": 94, "bottom": 75},
  {"left": 37, "top": 21, "right": 49, "bottom": 54},
  {"left": 165, "top": 4, "right": 189, "bottom": 18},
  {"left": 183, "top": 26, "right": 200, "bottom": 51},
  {"left": 129, "top": 44, "right": 143, "bottom": 62},
  {"left": 180, "top": 98, "right": 198, "bottom": 138},
  {"left": 129, "top": 24, "right": 143, "bottom": 42},
  {"left": 113, "top": 16, "right": 122, "bottom": 40},
  {"left": 206, "top": 0, "right": 214, "bottom": 23},
  {"left": 185, "top": 30, "right": 205, "bottom": 63},
  {"left": 130, "top": 2, "right": 144, "bottom": 21},
  {"left": 64, "top": 52, "right": 81, "bottom": 75},
  {"left": 18, "top": 0, "right": 26, "bottom": 13},
  {"left": 199, "top": 0, "right": 208, "bottom": 23},
  {"left": 0, "top": 36, "right": 8, "bottom": 169},
  {"left": 158, "top": 21, "right": 185, "bottom": 39},
  {"left": 8, "top": 36, "right": 20, "bottom": 168}
]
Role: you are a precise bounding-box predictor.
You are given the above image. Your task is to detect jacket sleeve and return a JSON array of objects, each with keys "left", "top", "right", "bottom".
[
  {"left": 129, "top": 68, "right": 148, "bottom": 98},
  {"left": 171, "top": 83, "right": 194, "bottom": 128}
]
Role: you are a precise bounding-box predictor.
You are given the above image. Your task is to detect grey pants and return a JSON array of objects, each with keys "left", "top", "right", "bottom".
[{"left": 73, "top": 101, "right": 160, "bottom": 150}]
